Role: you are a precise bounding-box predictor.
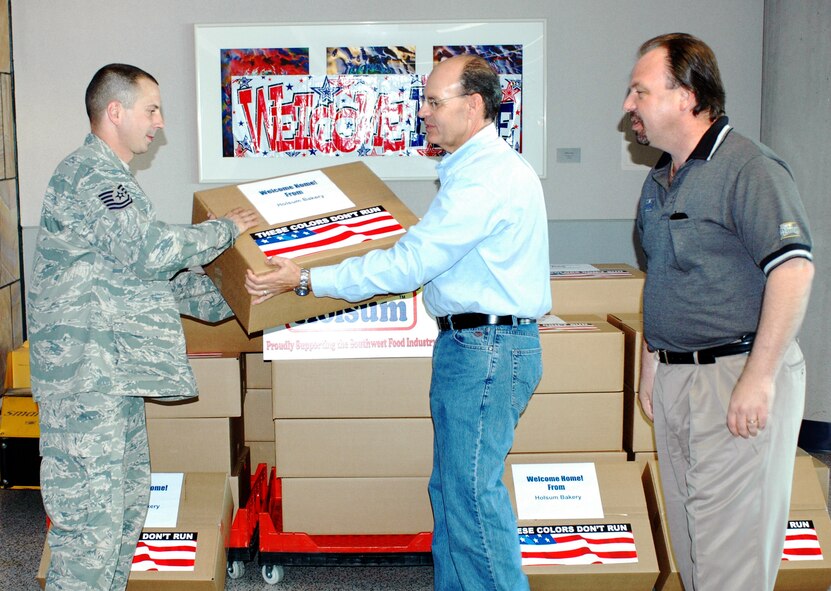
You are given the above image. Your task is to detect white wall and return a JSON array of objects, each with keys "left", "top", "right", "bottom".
[
  {"left": 12, "top": 0, "right": 762, "bottom": 285},
  {"left": 762, "top": 0, "right": 831, "bottom": 421}
]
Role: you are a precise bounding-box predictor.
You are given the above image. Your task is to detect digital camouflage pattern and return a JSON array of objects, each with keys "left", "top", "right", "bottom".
[
  {"left": 39, "top": 393, "right": 149, "bottom": 590},
  {"left": 30, "top": 132, "right": 242, "bottom": 590},
  {"left": 27, "top": 133, "right": 239, "bottom": 402}
]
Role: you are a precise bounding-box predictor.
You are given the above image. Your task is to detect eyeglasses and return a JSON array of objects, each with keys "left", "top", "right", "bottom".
[{"left": 423, "top": 93, "right": 470, "bottom": 110}]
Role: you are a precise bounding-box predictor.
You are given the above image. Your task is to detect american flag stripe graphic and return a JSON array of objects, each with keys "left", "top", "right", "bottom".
[
  {"left": 782, "top": 521, "right": 823, "bottom": 561},
  {"left": 131, "top": 535, "right": 197, "bottom": 571},
  {"left": 252, "top": 206, "right": 404, "bottom": 260},
  {"left": 519, "top": 525, "right": 638, "bottom": 566}
]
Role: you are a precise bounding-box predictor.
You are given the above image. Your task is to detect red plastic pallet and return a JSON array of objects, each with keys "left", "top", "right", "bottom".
[
  {"left": 256, "top": 467, "right": 432, "bottom": 580},
  {"left": 227, "top": 462, "right": 269, "bottom": 564}
]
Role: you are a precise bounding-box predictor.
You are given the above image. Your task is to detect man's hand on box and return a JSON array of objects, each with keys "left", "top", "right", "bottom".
[{"left": 245, "top": 257, "right": 301, "bottom": 304}]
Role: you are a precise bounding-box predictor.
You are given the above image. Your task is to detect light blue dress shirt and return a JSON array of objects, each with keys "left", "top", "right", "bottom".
[{"left": 311, "top": 125, "right": 551, "bottom": 319}]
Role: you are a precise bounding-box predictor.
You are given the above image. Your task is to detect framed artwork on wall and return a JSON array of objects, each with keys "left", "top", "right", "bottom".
[{"left": 195, "top": 20, "right": 546, "bottom": 182}]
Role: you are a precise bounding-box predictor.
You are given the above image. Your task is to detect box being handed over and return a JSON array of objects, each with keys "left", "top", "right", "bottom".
[{"left": 193, "top": 162, "right": 420, "bottom": 333}]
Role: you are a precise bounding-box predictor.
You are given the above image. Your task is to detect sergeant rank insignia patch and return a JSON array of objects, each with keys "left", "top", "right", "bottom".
[{"left": 98, "top": 184, "right": 133, "bottom": 210}]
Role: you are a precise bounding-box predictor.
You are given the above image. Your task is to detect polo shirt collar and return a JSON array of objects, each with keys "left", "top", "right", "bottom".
[{"left": 655, "top": 115, "right": 732, "bottom": 170}]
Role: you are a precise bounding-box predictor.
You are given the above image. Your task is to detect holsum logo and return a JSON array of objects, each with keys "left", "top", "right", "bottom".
[{"left": 286, "top": 292, "right": 418, "bottom": 332}]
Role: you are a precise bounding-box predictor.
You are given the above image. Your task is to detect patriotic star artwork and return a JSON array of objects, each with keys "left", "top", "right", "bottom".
[{"left": 229, "top": 72, "right": 523, "bottom": 159}]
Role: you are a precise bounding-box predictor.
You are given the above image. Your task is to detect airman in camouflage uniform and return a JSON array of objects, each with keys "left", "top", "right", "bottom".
[{"left": 27, "top": 64, "right": 258, "bottom": 591}]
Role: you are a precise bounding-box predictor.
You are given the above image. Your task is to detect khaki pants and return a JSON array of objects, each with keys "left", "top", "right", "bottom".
[
  {"left": 653, "top": 340, "right": 805, "bottom": 591},
  {"left": 39, "top": 393, "right": 150, "bottom": 591}
]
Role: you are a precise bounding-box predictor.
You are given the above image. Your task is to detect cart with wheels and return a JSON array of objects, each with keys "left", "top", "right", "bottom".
[
  {"left": 256, "top": 468, "right": 432, "bottom": 585},
  {"left": 226, "top": 462, "right": 269, "bottom": 580}
]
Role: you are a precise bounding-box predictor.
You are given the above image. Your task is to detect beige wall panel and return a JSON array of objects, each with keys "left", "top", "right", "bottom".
[
  {"left": 0, "top": 0, "right": 9, "bottom": 74},
  {"left": 0, "top": 283, "right": 11, "bottom": 382},
  {"left": 0, "top": 178, "right": 18, "bottom": 285},
  {"left": 1, "top": 74, "right": 13, "bottom": 177}
]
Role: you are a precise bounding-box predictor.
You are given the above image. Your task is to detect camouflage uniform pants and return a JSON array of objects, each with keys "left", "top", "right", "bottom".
[{"left": 39, "top": 393, "right": 150, "bottom": 591}]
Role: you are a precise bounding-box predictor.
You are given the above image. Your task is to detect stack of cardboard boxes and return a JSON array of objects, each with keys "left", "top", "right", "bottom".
[
  {"left": 145, "top": 355, "right": 250, "bottom": 511},
  {"left": 502, "top": 264, "right": 662, "bottom": 588},
  {"left": 605, "top": 312, "right": 655, "bottom": 458},
  {"left": 511, "top": 264, "right": 644, "bottom": 460},
  {"left": 271, "top": 356, "right": 434, "bottom": 534},
  {"left": 191, "top": 162, "right": 432, "bottom": 536},
  {"left": 241, "top": 353, "right": 275, "bottom": 472}
]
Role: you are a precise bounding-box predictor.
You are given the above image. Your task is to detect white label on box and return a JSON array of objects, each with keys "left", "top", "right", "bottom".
[
  {"left": 512, "top": 462, "right": 603, "bottom": 520},
  {"left": 144, "top": 473, "right": 184, "bottom": 528},
  {"left": 263, "top": 290, "right": 438, "bottom": 360},
  {"left": 238, "top": 169, "right": 355, "bottom": 225}
]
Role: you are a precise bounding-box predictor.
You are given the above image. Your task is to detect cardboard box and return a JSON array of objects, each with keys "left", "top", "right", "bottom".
[
  {"left": 640, "top": 459, "right": 684, "bottom": 591},
  {"left": 537, "top": 320, "right": 624, "bottom": 393},
  {"left": 797, "top": 447, "right": 830, "bottom": 501},
  {"left": 247, "top": 440, "right": 275, "bottom": 471},
  {"left": 550, "top": 263, "right": 645, "bottom": 316},
  {"left": 192, "top": 162, "right": 420, "bottom": 333},
  {"left": 0, "top": 392, "right": 40, "bottom": 488},
  {"left": 281, "top": 476, "right": 433, "bottom": 534},
  {"left": 147, "top": 417, "right": 244, "bottom": 473},
  {"left": 182, "top": 316, "right": 262, "bottom": 354},
  {"left": 507, "top": 451, "right": 629, "bottom": 469},
  {"left": 272, "top": 356, "right": 431, "bottom": 418},
  {"left": 642, "top": 456, "right": 831, "bottom": 591},
  {"left": 632, "top": 452, "right": 658, "bottom": 470},
  {"left": 624, "top": 385, "right": 656, "bottom": 454},
  {"left": 242, "top": 353, "right": 271, "bottom": 389},
  {"left": 145, "top": 356, "right": 242, "bottom": 419},
  {"left": 606, "top": 312, "right": 644, "bottom": 392},
  {"left": 505, "top": 460, "right": 659, "bottom": 590},
  {"left": 229, "top": 445, "right": 251, "bottom": 512},
  {"left": 274, "top": 418, "right": 433, "bottom": 477},
  {"left": 778, "top": 456, "right": 831, "bottom": 590},
  {"left": 513, "top": 391, "right": 624, "bottom": 453},
  {"left": 38, "top": 472, "right": 233, "bottom": 591},
  {"left": 243, "top": 388, "right": 274, "bottom": 441}
]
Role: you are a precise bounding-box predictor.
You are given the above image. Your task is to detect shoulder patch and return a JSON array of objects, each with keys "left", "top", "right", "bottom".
[
  {"left": 779, "top": 221, "right": 802, "bottom": 240},
  {"left": 98, "top": 184, "right": 133, "bottom": 210}
]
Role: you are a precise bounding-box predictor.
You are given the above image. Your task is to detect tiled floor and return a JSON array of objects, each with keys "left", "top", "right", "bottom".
[
  {"left": 3, "top": 453, "right": 830, "bottom": 591},
  {"left": 0, "top": 486, "right": 433, "bottom": 591}
]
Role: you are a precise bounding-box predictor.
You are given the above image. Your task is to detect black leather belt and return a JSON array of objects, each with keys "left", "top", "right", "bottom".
[
  {"left": 657, "top": 333, "right": 755, "bottom": 365},
  {"left": 436, "top": 313, "right": 536, "bottom": 331}
]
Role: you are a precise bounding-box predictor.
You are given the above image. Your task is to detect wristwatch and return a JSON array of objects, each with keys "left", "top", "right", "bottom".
[{"left": 294, "top": 268, "right": 310, "bottom": 297}]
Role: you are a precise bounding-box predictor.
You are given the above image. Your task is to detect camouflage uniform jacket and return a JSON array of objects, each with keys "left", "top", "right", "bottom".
[{"left": 28, "top": 133, "right": 239, "bottom": 401}]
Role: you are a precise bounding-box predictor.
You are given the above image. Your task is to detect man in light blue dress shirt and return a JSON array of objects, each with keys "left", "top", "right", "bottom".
[{"left": 246, "top": 54, "right": 551, "bottom": 590}]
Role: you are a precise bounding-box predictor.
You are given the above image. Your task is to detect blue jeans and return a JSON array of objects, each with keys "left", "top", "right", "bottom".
[{"left": 429, "top": 323, "right": 542, "bottom": 591}]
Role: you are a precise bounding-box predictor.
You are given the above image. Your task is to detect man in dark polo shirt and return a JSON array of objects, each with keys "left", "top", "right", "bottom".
[{"left": 624, "top": 33, "right": 814, "bottom": 591}]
